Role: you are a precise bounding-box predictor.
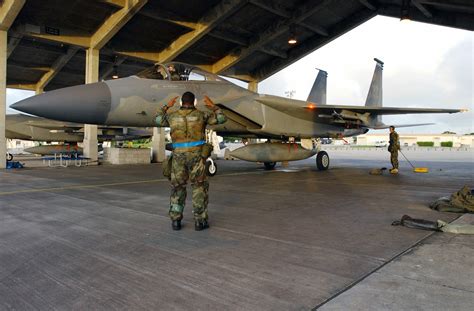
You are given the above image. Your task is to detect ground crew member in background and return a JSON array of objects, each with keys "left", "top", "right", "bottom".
[
  {"left": 155, "top": 92, "right": 227, "bottom": 231},
  {"left": 388, "top": 126, "right": 400, "bottom": 174}
]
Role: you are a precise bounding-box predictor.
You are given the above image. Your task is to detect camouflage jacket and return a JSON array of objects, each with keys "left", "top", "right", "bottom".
[
  {"left": 155, "top": 105, "right": 227, "bottom": 153},
  {"left": 389, "top": 131, "right": 400, "bottom": 151}
]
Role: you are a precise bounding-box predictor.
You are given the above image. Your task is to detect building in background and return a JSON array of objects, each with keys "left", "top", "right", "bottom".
[
  {"left": 356, "top": 134, "right": 474, "bottom": 148},
  {"left": 6, "top": 139, "right": 36, "bottom": 154}
]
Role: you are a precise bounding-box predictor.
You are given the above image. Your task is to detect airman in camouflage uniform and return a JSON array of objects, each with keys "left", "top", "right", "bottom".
[
  {"left": 388, "top": 126, "right": 400, "bottom": 174},
  {"left": 155, "top": 92, "right": 227, "bottom": 231}
]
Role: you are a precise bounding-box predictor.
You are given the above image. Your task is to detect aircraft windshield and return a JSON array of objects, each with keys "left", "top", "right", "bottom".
[
  {"left": 136, "top": 64, "right": 169, "bottom": 80},
  {"left": 137, "top": 62, "right": 224, "bottom": 82}
]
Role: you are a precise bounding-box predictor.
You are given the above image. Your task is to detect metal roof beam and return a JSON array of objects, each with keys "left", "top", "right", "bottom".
[
  {"left": 359, "top": 0, "right": 377, "bottom": 11},
  {"left": 91, "top": 0, "right": 148, "bottom": 49},
  {"left": 20, "top": 0, "right": 147, "bottom": 49},
  {"left": 35, "top": 46, "right": 79, "bottom": 91},
  {"left": 260, "top": 46, "right": 287, "bottom": 59},
  {"left": 411, "top": 0, "right": 433, "bottom": 18},
  {"left": 300, "top": 23, "right": 329, "bottom": 37},
  {"left": 419, "top": 0, "right": 474, "bottom": 12},
  {"left": 254, "top": 8, "right": 376, "bottom": 81},
  {"left": 114, "top": 51, "right": 158, "bottom": 62},
  {"left": 208, "top": 30, "right": 285, "bottom": 58},
  {"left": 6, "top": 83, "right": 36, "bottom": 90},
  {"left": 378, "top": 4, "right": 474, "bottom": 31},
  {"left": 115, "top": 1, "right": 247, "bottom": 64},
  {"left": 100, "top": 55, "right": 127, "bottom": 80},
  {"left": 212, "top": 0, "right": 332, "bottom": 74},
  {"left": 99, "top": 0, "right": 127, "bottom": 9},
  {"left": 0, "top": 0, "right": 25, "bottom": 30},
  {"left": 20, "top": 24, "right": 92, "bottom": 47},
  {"left": 7, "top": 61, "right": 51, "bottom": 71},
  {"left": 138, "top": 7, "right": 197, "bottom": 29},
  {"left": 158, "top": 0, "right": 246, "bottom": 63},
  {"left": 6, "top": 28, "right": 21, "bottom": 58},
  {"left": 208, "top": 30, "right": 248, "bottom": 46},
  {"left": 250, "top": 0, "right": 328, "bottom": 36},
  {"left": 19, "top": 0, "right": 146, "bottom": 89}
]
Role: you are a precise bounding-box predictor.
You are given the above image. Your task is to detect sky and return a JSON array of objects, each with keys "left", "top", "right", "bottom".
[
  {"left": 6, "top": 16, "right": 473, "bottom": 134},
  {"left": 259, "top": 16, "right": 473, "bottom": 134}
]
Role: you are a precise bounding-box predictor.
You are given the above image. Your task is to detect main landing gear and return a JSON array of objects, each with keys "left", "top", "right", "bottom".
[
  {"left": 316, "top": 151, "right": 330, "bottom": 170},
  {"left": 263, "top": 162, "right": 276, "bottom": 170}
]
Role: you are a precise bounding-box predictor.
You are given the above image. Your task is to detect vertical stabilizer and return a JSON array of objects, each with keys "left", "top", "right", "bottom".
[
  {"left": 307, "top": 69, "right": 327, "bottom": 105},
  {"left": 366, "top": 58, "right": 384, "bottom": 126}
]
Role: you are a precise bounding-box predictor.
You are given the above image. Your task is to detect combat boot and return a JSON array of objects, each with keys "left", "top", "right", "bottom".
[
  {"left": 390, "top": 168, "right": 399, "bottom": 174},
  {"left": 195, "top": 219, "right": 209, "bottom": 231},
  {"left": 172, "top": 220, "right": 181, "bottom": 231}
]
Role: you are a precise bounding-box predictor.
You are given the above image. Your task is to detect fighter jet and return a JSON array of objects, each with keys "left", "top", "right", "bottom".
[
  {"left": 6, "top": 114, "right": 152, "bottom": 155},
  {"left": 12, "top": 59, "right": 463, "bottom": 171}
]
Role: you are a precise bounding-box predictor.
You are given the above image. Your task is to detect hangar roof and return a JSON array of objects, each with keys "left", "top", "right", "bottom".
[{"left": 5, "top": 0, "right": 474, "bottom": 91}]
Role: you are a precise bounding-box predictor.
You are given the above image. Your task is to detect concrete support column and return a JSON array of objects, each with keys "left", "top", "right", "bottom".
[
  {"left": 248, "top": 81, "right": 258, "bottom": 93},
  {"left": 84, "top": 48, "right": 99, "bottom": 163},
  {"left": 0, "top": 30, "right": 6, "bottom": 168},
  {"left": 151, "top": 127, "right": 166, "bottom": 163}
]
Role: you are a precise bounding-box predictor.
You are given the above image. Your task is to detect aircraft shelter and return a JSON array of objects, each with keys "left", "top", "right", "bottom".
[{"left": 1, "top": 0, "right": 473, "bottom": 168}]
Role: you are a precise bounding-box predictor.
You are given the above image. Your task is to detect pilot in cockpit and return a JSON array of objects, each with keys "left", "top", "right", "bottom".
[
  {"left": 145, "top": 65, "right": 168, "bottom": 80},
  {"left": 167, "top": 64, "right": 181, "bottom": 81}
]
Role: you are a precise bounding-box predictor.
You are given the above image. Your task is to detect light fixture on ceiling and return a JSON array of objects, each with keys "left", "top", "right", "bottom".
[
  {"left": 288, "top": 25, "right": 297, "bottom": 45},
  {"left": 112, "top": 65, "right": 119, "bottom": 79},
  {"left": 400, "top": 0, "right": 411, "bottom": 22}
]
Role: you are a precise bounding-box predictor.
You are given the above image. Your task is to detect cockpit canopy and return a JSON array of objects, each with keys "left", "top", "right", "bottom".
[{"left": 136, "top": 62, "right": 224, "bottom": 82}]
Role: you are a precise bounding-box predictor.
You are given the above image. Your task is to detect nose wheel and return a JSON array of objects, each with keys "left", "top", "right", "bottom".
[
  {"left": 316, "top": 151, "right": 330, "bottom": 170},
  {"left": 205, "top": 158, "right": 217, "bottom": 176}
]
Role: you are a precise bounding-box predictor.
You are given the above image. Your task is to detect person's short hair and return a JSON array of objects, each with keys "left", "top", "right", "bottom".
[
  {"left": 389, "top": 126, "right": 395, "bottom": 130},
  {"left": 182, "top": 92, "right": 195, "bottom": 105}
]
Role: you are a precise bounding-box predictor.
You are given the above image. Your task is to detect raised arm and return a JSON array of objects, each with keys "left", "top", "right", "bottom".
[
  {"left": 203, "top": 95, "right": 227, "bottom": 125},
  {"left": 155, "top": 96, "right": 179, "bottom": 127}
]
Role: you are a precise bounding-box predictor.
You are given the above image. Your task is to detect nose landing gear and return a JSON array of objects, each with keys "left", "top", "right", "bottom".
[{"left": 205, "top": 158, "right": 217, "bottom": 176}]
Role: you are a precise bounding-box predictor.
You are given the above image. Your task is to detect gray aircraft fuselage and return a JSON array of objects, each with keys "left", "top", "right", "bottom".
[
  {"left": 12, "top": 75, "right": 363, "bottom": 139},
  {"left": 12, "top": 62, "right": 462, "bottom": 142}
]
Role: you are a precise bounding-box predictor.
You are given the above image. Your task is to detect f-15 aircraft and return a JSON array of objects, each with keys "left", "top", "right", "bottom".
[
  {"left": 12, "top": 59, "right": 463, "bottom": 171},
  {"left": 6, "top": 114, "right": 152, "bottom": 156}
]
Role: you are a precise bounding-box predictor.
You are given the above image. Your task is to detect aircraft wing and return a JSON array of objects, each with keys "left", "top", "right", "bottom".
[
  {"left": 312, "top": 106, "right": 463, "bottom": 115},
  {"left": 370, "top": 123, "right": 434, "bottom": 129},
  {"left": 256, "top": 95, "right": 463, "bottom": 124}
]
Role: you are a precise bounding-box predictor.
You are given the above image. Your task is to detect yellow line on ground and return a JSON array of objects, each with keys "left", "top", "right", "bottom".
[
  {"left": 0, "top": 179, "right": 168, "bottom": 196},
  {"left": 0, "top": 170, "right": 270, "bottom": 196}
]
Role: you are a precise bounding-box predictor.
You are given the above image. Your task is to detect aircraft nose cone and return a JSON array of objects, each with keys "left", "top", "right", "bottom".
[{"left": 11, "top": 82, "right": 112, "bottom": 124}]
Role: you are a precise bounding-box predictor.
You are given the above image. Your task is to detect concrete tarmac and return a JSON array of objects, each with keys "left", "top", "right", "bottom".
[
  {"left": 0, "top": 152, "right": 472, "bottom": 310},
  {"left": 319, "top": 214, "right": 474, "bottom": 311}
]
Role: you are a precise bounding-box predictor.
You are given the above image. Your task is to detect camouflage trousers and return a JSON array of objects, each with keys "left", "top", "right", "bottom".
[
  {"left": 390, "top": 150, "right": 399, "bottom": 169},
  {"left": 169, "top": 150, "right": 209, "bottom": 221}
]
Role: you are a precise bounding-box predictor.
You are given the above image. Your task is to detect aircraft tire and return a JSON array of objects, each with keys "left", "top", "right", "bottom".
[
  {"left": 6, "top": 153, "right": 13, "bottom": 161},
  {"left": 205, "top": 158, "right": 217, "bottom": 176},
  {"left": 264, "top": 162, "right": 276, "bottom": 170},
  {"left": 316, "top": 151, "right": 330, "bottom": 171}
]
